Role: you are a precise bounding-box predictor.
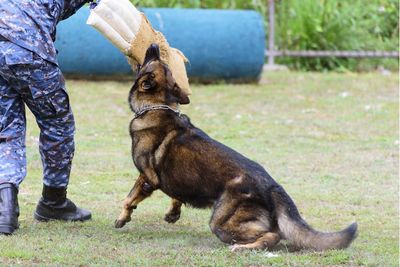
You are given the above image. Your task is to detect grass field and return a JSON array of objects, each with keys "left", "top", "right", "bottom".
[{"left": 0, "top": 71, "right": 398, "bottom": 266}]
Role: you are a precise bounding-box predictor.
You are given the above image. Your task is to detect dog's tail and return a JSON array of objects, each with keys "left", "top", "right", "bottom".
[{"left": 270, "top": 186, "right": 357, "bottom": 251}]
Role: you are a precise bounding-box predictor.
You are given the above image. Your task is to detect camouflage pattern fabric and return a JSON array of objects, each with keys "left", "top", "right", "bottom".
[
  {"left": 0, "top": 0, "right": 88, "bottom": 65},
  {"left": 0, "top": 41, "right": 75, "bottom": 187},
  {"left": 0, "top": 0, "right": 88, "bottom": 187}
]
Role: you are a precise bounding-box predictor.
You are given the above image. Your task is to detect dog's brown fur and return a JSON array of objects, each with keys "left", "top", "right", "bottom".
[{"left": 115, "top": 44, "right": 358, "bottom": 251}]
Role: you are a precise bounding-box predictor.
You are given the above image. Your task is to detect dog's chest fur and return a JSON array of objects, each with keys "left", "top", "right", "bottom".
[{"left": 130, "top": 113, "right": 173, "bottom": 167}]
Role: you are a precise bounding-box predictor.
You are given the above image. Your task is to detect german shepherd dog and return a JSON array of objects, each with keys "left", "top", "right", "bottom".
[{"left": 115, "top": 44, "right": 357, "bottom": 251}]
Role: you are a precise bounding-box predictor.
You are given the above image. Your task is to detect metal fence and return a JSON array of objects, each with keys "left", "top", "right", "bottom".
[{"left": 265, "top": 0, "right": 400, "bottom": 66}]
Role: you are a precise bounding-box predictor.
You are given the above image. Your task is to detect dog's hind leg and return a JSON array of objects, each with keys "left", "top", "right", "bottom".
[
  {"left": 164, "top": 198, "right": 182, "bottom": 223},
  {"left": 115, "top": 173, "right": 155, "bottom": 228},
  {"left": 210, "top": 190, "right": 280, "bottom": 251},
  {"left": 209, "top": 191, "right": 242, "bottom": 244}
]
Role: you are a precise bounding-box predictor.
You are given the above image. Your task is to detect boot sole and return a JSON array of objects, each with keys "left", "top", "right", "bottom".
[
  {"left": 33, "top": 212, "right": 51, "bottom": 222},
  {"left": 34, "top": 211, "right": 92, "bottom": 222}
]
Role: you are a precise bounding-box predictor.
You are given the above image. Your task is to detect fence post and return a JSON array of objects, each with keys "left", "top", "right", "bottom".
[{"left": 267, "top": 0, "right": 275, "bottom": 66}]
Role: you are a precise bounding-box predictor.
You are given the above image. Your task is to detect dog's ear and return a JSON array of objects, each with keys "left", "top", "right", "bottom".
[
  {"left": 173, "top": 84, "right": 190, "bottom": 105},
  {"left": 143, "top": 43, "right": 161, "bottom": 66}
]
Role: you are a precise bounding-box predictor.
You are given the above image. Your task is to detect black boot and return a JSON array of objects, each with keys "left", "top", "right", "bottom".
[
  {"left": 34, "top": 185, "right": 91, "bottom": 222},
  {"left": 0, "top": 183, "right": 19, "bottom": 234}
]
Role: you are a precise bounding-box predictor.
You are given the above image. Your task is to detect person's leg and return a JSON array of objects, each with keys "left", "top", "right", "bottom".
[
  {"left": 0, "top": 77, "right": 26, "bottom": 186},
  {"left": 10, "top": 54, "right": 91, "bottom": 221},
  {"left": 0, "top": 74, "right": 24, "bottom": 234},
  {"left": 25, "top": 88, "right": 75, "bottom": 188},
  {"left": 24, "top": 88, "right": 88, "bottom": 221}
]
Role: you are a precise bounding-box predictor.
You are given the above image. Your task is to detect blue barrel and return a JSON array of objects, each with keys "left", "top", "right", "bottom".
[{"left": 55, "top": 8, "right": 265, "bottom": 82}]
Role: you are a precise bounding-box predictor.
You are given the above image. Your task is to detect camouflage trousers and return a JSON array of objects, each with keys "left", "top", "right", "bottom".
[{"left": 0, "top": 41, "right": 75, "bottom": 188}]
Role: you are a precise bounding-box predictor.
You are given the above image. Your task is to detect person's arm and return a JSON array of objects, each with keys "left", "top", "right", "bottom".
[{"left": 60, "top": 0, "right": 91, "bottom": 21}]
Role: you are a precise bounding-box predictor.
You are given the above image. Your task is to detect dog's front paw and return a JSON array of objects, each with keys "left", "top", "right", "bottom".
[
  {"left": 114, "top": 219, "right": 128, "bottom": 228},
  {"left": 164, "top": 212, "right": 181, "bottom": 224}
]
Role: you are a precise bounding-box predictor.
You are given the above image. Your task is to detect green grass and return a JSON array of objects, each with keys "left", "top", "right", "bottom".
[{"left": 0, "top": 71, "right": 398, "bottom": 266}]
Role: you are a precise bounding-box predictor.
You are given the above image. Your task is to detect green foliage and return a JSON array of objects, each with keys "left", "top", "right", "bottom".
[
  {"left": 275, "top": 0, "right": 399, "bottom": 71},
  {"left": 276, "top": 0, "right": 359, "bottom": 70}
]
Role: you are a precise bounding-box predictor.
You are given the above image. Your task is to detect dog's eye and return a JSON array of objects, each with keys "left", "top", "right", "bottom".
[
  {"left": 150, "top": 73, "right": 155, "bottom": 79},
  {"left": 141, "top": 80, "right": 152, "bottom": 90}
]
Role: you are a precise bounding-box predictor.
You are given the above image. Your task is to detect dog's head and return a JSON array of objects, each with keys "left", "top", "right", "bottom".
[{"left": 129, "top": 43, "right": 190, "bottom": 113}]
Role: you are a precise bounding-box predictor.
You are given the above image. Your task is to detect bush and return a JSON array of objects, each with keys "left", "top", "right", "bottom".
[{"left": 275, "top": 0, "right": 399, "bottom": 71}]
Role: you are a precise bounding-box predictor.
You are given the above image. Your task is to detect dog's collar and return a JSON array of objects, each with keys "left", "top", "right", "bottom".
[{"left": 133, "top": 105, "right": 181, "bottom": 120}]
